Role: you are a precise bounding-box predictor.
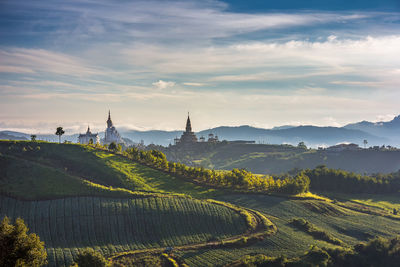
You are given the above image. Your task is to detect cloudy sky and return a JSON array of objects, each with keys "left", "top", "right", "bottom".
[{"left": 1, "top": 0, "right": 399, "bottom": 133}]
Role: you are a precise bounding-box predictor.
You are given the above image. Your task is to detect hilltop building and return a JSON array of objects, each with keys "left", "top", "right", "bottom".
[
  {"left": 104, "top": 110, "right": 123, "bottom": 144},
  {"left": 175, "top": 114, "right": 198, "bottom": 146},
  {"left": 174, "top": 114, "right": 220, "bottom": 146},
  {"left": 78, "top": 126, "right": 100, "bottom": 144}
]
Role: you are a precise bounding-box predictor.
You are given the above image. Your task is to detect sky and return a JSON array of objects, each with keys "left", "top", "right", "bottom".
[{"left": 0, "top": 0, "right": 400, "bottom": 134}]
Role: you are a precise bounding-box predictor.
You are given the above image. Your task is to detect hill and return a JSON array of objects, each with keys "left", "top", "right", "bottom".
[
  {"left": 0, "top": 141, "right": 258, "bottom": 266},
  {"left": 4, "top": 114, "right": 398, "bottom": 147},
  {"left": 197, "top": 125, "right": 387, "bottom": 147},
  {"left": 0, "top": 195, "right": 248, "bottom": 267},
  {"left": 344, "top": 115, "right": 400, "bottom": 145},
  {"left": 1, "top": 141, "right": 400, "bottom": 267},
  {"left": 0, "top": 141, "right": 219, "bottom": 199},
  {"left": 164, "top": 142, "right": 400, "bottom": 174}
]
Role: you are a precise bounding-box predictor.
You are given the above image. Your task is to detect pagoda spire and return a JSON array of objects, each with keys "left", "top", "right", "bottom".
[
  {"left": 107, "top": 110, "right": 113, "bottom": 128},
  {"left": 185, "top": 112, "right": 192, "bottom": 133}
]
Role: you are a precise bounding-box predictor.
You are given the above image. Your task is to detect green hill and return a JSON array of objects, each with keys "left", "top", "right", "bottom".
[
  {"left": 163, "top": 142, "right": 400, "bottom": 174},
  {"left": 1, "top": 140, "right": 400, "bottom": 267},
  {"left": 0, "top": 195, "right": 247, "bottom": 267},
  {"left": 177, "top": 194, "right": 400, "bottom": 266},
  {"left": 0, "top": 141, "right": 217, "bottom": 199},
  {"left": 0, "top": 141, "right": 253, "bottom": 266}
]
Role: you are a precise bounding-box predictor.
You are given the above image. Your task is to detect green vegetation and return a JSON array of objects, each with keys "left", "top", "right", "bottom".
[
  {"left": 73, "top": 248, "right": 109, "bottom": 267},
  {"left": 290, "top": 218, "right": 344, "bottom": 246},
  {"left": 0, "top": 216, "right": 47, "bottom": 267},
  {"left": 0, "top": 195, "right": 247, "bottom": 267},
  {"left": 177, "top": 194, "right": 400, "bottom": 266},
  {"left": 2, "top": 140, "right": 400, "bottom": 267},
  {"left": 55, "top": 127, "right": 65, "bottom": 144},
  {"left": 229, "top": 236, "right": 400, "bottom": 267},
  {"left": 0, "top": 141, "right": 217, "bottom": 198},
  {"left": 304, "top": 165, "right": 400, "bottom": 194},
  {"left": 125, "top": 147, "right": 310, "bottom": 195},
  {"left": 163, "top": 142, "right": 400, "bottom": 174},
  {"left": 112, "top": 253, "right": 184, "bottom": 267}
]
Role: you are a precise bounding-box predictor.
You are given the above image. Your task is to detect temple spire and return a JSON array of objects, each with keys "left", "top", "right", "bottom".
[
  {"left": 185, "top": 112, "right": 192, "bottom": 133},
  {"left": 107, "top": 110, "right": 113, "bottom": 128}
]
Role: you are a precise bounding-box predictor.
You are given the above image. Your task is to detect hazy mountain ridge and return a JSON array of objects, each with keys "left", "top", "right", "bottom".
[
  {"left": 344, "top": 115, "right": 400, "bottom": 143},
  {"left": 1, "top": 115, "right": 399, "bottom": 147}
]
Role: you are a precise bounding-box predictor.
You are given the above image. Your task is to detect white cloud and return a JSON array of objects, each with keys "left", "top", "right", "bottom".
[
  {"left": 183, "top": 82, "right": 206, "bottom": 87},
  {"left": 152, "top": 80, "right": 176, "bottom": 90}
]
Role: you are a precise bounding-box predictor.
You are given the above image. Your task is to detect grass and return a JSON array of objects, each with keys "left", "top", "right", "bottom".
[
  {"left": 0, "top": 141, "right": 219, "bottom": 199},
  {"left": 289, "top": 218, "right": 344, "bottom": 246},
  {"left": 164, "top": 142, "right": 400, "bottom": 174},
  {"left": 176, "top": 194, "right": 400, "bottom": 266},
  {"left": 0, "top": 195, "right": 248, "bottom": 267},
  {"left": 323, "top": 192, "right": 400, "bottom": 213}
]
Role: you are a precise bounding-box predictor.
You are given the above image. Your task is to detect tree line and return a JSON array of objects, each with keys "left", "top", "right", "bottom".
[
  {"left": 120, "top": 147, "right": 400, "bottom": 195},
  {"left": 304, "top": 165, "right": 400, "bottom": 194},
  {"left": 123, "top": 147, "right": 310, "bottom": 195},
  {"left": 230, "top": 236, "right": 400, "bottom": 267}
]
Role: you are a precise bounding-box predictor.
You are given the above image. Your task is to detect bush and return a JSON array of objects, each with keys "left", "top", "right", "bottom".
[
  {"left": 74, "top": 248, "right": 108, "bottom": 267},
  {"left": 0, "top": 216, "right": 47, "bottom": 267}
]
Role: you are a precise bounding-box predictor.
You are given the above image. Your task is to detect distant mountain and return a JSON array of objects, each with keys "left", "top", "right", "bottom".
[
  {"left": 0, "top": 132, "right": 28, "bottom": 141},
  {"left": 119, "top": 130, "right": 182, "bottom": 146},
  {"left": 198, "top": 125, "right": 387, "bottom": 147},
  {"left": 344, "top": 115, "right": 400, "bottom": 144},
  {"left": 271, "top": 125, "right": 295, "bottom": 130},
  {"left": 1, "top": 115, "right": 399, "bottom": 147},
  {"left": 0, "top": 131, "right": 79, "bottom": 143}
]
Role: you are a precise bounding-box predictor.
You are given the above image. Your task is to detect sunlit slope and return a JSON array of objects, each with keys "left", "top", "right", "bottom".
[
  {"left": 0, "top": 141, "right": 216, "bottom": 198},
  {"left": 0, "top": 195, "right": 247, "bottom": 267},
  {"left": 177, "top": 194, "right": 400, "bottom": 266}
]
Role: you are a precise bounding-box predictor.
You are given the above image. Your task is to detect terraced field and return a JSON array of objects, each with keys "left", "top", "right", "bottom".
[
  {"left": 176, "top": 194, "right": 400, "bottom": 266},
  {"left": 0, "top": 195, "right": 247, "bottom": 267}
]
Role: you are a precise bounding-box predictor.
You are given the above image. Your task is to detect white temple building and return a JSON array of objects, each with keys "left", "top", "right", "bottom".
[
  {"left": 104, "top": 110, "right": 122, "bottom": 144},
  {"left": 78, "top": 126, "right": 100, "bottom": 144}
]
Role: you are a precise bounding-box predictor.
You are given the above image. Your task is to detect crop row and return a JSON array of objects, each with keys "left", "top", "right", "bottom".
[{"left": 0, "top": 196, "right": 247, "bottom": 267}]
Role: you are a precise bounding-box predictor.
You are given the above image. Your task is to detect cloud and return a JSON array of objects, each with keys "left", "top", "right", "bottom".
[
  {"left": 183, "top": 82, "right": 206, "bottom": 87},
  {"left": 0, "top": 1, "right": 374, "bottom": 43},
  {"left": 0, "top": 65, "right": 35, "bottom": 74},
  {"left": 152, "top": 80, "right": 176, "bottom": 90},
  {"left": 0, "top": 48, "right": 107, "bottom": 77}
]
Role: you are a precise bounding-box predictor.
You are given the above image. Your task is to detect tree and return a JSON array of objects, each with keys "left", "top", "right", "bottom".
[
  {"left": 74, "top": 248, "right": 108, "bottom": 267},
  {"left": 108, "top": 142, "right": 117, "bottom": 151},
  {"left": 55, "top": 127, "right": 65, "bottom": 144},
  {"left": 363, "top": 139, "right": 368, "bottom": 149},
  {"left": 30, "top": 135, "right": 37, "bottom": 142},
  {"left": 297, "top": 141, "right": 307, "bottom": 149},
  {"left": 0, "top": 216, "right": 47, "bottom": 267}
]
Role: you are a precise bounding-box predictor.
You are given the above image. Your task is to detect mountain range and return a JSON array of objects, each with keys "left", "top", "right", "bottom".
[{"left": 1, "top": 115, "right": 399, "bottom": 147}]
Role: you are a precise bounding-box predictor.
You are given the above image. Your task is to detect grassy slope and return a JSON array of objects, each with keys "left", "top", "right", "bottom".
[
  {"left": 2, "top": 141, "right": 400, "bottom": 266},
  {"left": 0, "top": 141, "right": 218, "bottom": 199},
  {"left": 323, "top": 192, "right": 400, "bottom": 213},
  {"left": 0, "top": 195, "right": 247, "bottom": 267},
  {"left": 177, "top": 194, "right": 400, "bottom": 266},
  {"left": 165, "top": 143, "right": 400, "bottom": 174}
]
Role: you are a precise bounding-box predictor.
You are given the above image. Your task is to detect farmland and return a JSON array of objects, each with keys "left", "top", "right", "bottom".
[
  {"left": 0, "top": 195, "right": 247, "bottom": 267},
  {"left": 1, "top": 141, "right": 400, "bottom": 266},
  {"left": 176, "top": 194, "right": 400, "bottom": 266}
]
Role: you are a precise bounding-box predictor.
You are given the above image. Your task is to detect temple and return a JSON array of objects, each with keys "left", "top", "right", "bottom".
[
  {"left": 78, "top": 126, "right": 100, "bottom": 144},
  {"left": 174, "top": 113, "right": 198, "bottom": 146},
  {"left": 104, "top": 110, "right": 122, "bottom": 144}
]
